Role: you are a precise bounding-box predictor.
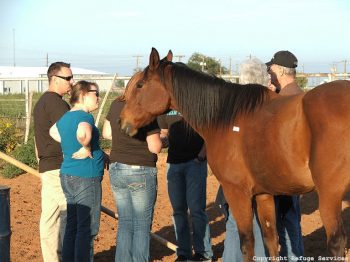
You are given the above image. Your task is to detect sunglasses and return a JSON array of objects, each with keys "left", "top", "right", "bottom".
[
  {"left": 88, "top": 90, "right": 99, "bottom": 97},
  {"left": 55, "top": 75, "right": 74, "bottom": 81}
]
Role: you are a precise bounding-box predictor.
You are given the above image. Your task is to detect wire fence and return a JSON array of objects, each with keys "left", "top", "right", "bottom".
[
  {"left": 0, "top": 89, "right": 123, "bottom": 145},
  {"left": 1, "top": 72, "right": 350, "bottom": 145}
]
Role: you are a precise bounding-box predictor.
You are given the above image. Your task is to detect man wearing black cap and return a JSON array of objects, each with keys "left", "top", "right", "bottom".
[
  {"left": 266, "top": 50, "right": 303, "bottom": 96},
  {"left": 266, "top": 51, "right": 304, "bottom": 260}
]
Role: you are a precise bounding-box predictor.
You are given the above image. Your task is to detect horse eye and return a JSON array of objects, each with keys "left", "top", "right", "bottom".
[{"left": 136, "top": 82, "right": 143, "bottom": 88}]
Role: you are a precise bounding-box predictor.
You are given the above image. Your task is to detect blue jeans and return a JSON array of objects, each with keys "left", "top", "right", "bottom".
[
  {"left": 167, "top": 160, "right": 213, "bottom": 259},
  {"left": 222, "top": 207, "right": 267, "bottom": 262},
  {"left": 60, "top": 174, "right": 102, "bottom": 262},
  {"left": 109, "top": 162, "right": 157, "bottom": 262},
  {"left": 275, "top": 195, "right": 304, "bottom": 260}
]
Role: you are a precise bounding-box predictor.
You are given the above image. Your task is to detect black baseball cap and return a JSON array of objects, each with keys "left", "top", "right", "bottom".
[{"left": 266, "top": 50, "right": 298, "bottom": 68}]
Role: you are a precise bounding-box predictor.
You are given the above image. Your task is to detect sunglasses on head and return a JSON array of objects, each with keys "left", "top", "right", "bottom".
[
  {"left": 55, "top": 75, "right": 73, "bottom": 81},
  {"left": 88, "top": 90, "right": 99, "bottom": 97}
]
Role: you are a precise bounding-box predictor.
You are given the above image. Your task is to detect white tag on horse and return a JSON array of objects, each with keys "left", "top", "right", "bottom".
[{"left": 232, "top": 126, "right": 240, "bottom": 132}]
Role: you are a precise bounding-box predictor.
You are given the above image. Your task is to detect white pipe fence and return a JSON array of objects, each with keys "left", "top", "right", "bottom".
[
  {"left": 0, "top": 76, "right": 130, "bottom": 144},
  {"left": 1, "top": 73, "right": 350, "bottom": 144}
]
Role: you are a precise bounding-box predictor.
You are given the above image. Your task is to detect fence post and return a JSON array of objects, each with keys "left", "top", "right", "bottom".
[
  {"left": 24, "top": 92, "right": 33, "bottom": 144},
  {"left": 0, "top": 151, "right": 178, "bottom": 252},
  {"left": 0, "top": 185, "right": 11, "bottom": 262},
  {"left": 95, "top": 73, "right": 118, "bottom": 128},
  {"left": 0, "top": 80, "right": 3, "bottom": 94}
]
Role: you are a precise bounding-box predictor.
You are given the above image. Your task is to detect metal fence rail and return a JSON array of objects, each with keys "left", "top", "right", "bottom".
[{"left": 0, "top": 151, "right": 177, "bottom": 252}]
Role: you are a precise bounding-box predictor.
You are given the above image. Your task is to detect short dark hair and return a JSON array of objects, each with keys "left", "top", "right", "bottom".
[
  {"left": 47, "top": 62, "right": 71, "bottom": 83},
  {"left": 70, "top": 80, "right": 99, "bottom": 105}
]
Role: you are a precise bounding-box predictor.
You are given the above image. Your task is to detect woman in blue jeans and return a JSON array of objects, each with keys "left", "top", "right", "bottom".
[
  {"left": 50, "top": 80, "right": 106, "bottom": 261},
  {"left": 102, "top": 76, "right": 162, "bottom": 262}
]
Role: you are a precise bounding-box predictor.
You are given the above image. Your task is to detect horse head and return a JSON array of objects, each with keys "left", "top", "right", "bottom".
[{"left": 120, "top": 48, "right": 174, "bottom": 136}]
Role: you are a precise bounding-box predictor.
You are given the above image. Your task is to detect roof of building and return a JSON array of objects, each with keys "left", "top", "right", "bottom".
[{"left": 0, "top": 66, "right": 108, "bottom": 78}]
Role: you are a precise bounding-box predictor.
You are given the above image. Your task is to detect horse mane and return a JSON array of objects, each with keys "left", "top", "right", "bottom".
[{"left": 169, "top": 63, "right": 269, "bottom": 129}]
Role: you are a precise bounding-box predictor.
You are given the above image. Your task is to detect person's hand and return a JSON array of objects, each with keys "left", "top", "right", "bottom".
[
  {"left": 194, "top": 155, "right": 207, "bottom": 163},
  {"left": 72, "top": 146, "right": 92, "bottom": 159},
  {"left": 103, "top": 152, "right": 110, "bottom": 170}
]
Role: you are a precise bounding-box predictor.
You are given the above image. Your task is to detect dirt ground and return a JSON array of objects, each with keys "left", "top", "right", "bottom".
[{"left": 0, "top": 152, "right": 350, "bottom": 261}]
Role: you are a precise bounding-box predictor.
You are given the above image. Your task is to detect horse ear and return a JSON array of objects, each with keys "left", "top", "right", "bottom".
[
  {"left": 149, "top": 47, "right": 160, "bottom": 71},
  {"left": 166, "top": 50, "right": 173, "bottom": 61}
]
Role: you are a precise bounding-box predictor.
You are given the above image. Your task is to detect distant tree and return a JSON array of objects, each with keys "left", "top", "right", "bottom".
[
  {"left": 187, "top": 53, "right": 229, "bottom": 75},
  {"left": 296, "top": 76, "right": 308, "bottom": 90},
  {"left": 133, "top": 67, "right": 142, "bottom": 74},
  {"left": 115, "top": 79, "right": 125, "bottom": 88}
]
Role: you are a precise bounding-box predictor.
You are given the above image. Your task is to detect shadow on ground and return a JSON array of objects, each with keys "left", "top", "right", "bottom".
[{"left": 95, "top": 201, "right": 226, "bottom": 261}]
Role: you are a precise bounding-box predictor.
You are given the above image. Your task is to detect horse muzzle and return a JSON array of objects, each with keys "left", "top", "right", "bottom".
[{"left": 120, "top": 121, "right": 138, "bottom": 137}]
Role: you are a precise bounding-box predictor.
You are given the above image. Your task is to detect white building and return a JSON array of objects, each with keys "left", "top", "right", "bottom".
[{"left": 0, "top": 66, "right": 115, "bottom": 94}]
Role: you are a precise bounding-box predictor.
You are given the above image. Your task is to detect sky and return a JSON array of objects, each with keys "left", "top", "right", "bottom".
[{"left": 0, "top": 0, "right": 349, "bottom": 75}]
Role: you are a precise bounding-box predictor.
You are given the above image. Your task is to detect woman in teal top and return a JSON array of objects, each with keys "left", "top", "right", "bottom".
[
  {"left": 50, "top": 80, "right": 106, "bottom": 262},
  {"left": 58, "top": 110, "right": 104, "bottom": 178}
]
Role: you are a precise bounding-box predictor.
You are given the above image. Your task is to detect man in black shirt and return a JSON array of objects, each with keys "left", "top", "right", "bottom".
[
  {"left": 33, "top": 62, "right": 73, "bottom": 262},
  {"left": 158, "top": 111, "right": 213, "bottom": 262}
]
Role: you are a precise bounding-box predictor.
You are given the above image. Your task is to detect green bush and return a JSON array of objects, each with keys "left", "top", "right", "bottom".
[
  {"left": 0, "top": 118, "right": 19, "bottom": 153},
  {"left": 99, "top": 138, "right": 112, "bottom": 150},
  {"left": 1, "top": 139, "right": 37, "bottom": 178},
  {"left": 96, "top": 126, "right": 112, "bottom": 150}
]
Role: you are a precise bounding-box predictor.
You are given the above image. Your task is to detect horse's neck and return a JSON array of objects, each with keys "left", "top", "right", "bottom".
[{"left": 196, "top": 128, "right": 218, "bottom": 147}]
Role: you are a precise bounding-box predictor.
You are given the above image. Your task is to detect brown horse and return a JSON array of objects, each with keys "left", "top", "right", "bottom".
[{"left": 120, "top": 48, "right": 350, "bottom": 261}]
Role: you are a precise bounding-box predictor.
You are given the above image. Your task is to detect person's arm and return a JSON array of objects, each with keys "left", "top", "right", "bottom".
[
  {"left": 49, "top": 123, "right": 61, "bottom": 143},
  {"left": 34, "top": 138, "right": 39, "bottom": 163},
  {"left": 72, "top": 122, "right": 93, "bottom": 159},
  {"left": 196, "top": 143, "right": 207, "bottom": 162},
  {"left": 101, "top": 120, "right": 111, "bottom": 169},
  {"left": 76, "top": 122, "right": 92, "bottom": 147},
  {"left": 146, "top": 133, "right": 162, "bottom": 154},
  {"left": 102, "top": 120, "right": 112, "bottom": 140}
]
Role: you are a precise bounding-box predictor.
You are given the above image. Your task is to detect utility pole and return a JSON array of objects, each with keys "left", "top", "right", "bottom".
[
  {"left": 229, "top": 57, "right": 232, "bottom": 76},
  {"left": 174, "top": 55, "right": 185, "bottom": 62},
  {"left": 332, "top": 63, "right": 337, "bottom": 73},
  {"left": 13, "top": 28, "right": 16, "bottom": 67},
  {"left": 200, "top": 56, "right": 206, "bottom": 72},
  {"left": 46, "top": 53, "right": 49, "bottom": 67},
  {"left": 343, "top": 60, "right": 347, "bottom": 79},
  {"left": 133, "top": 55, "right": 143, "bottom": 72},
  {"left": 334, "top": 60, "right": 348, "bottom": 79}
]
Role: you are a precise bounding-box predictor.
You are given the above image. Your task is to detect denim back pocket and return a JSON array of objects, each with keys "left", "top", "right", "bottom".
[
  {"left": 127, "top": 170, "right": 146, "bottom": 192},
  {"left": 128, "top": 180, "right": 146, "bottom": 192}
]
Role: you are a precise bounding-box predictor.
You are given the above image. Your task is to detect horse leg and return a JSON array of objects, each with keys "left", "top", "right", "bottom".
[
  {"left": 255, "top": 194, "right": 279, "bottom": 257},
  {"left": 222, "top": 185, "right": 255, "bottom": 262},
  {"left": 318, "top": 187, "right": 347, "bottom": 257}
]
